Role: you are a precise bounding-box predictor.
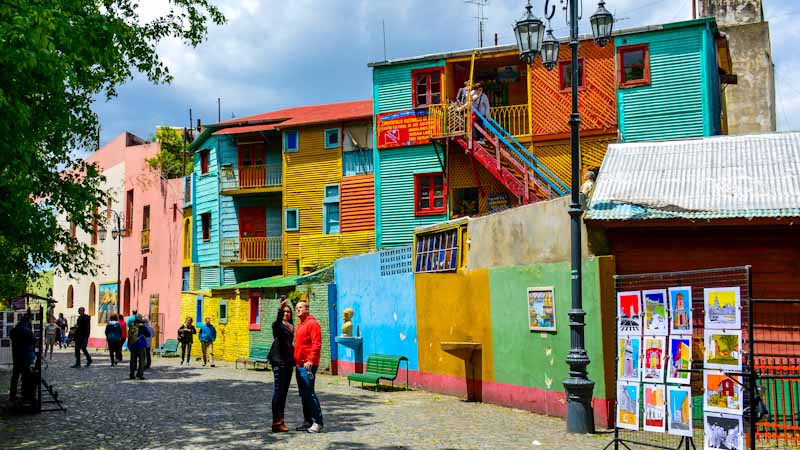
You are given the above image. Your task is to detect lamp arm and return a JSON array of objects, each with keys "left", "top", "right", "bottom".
[{"left": 543, "top": 0, "right": 557, "bottom": 21}]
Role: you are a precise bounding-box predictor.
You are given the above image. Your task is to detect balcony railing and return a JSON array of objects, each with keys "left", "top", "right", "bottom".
[
  {"left": 141, "top": 229, "right": 150, "bottom": 252},
  {"left": 220, "top": 163, "right": 282, "bottom": 192},
  {"left": 221, "top": 236, "right": 282, "bottom": 264},
  {"left": 490, "top": 104, "right": 529, "bottom": 138},
  {"left": 428, "top": 103, "right": 529, "bottom": 139}
]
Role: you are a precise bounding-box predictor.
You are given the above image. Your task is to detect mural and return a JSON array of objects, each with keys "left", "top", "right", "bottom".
[{"left": 98, "top": 283, "right": 118, "bottom": 324}]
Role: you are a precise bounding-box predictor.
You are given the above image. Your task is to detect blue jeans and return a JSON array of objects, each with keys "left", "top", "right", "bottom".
[
  {"left": 271, "top": 363, "right": 293, "bottom": 420},
  {"left": 296, "top": 365, "right": 323, "bottom": 426}
]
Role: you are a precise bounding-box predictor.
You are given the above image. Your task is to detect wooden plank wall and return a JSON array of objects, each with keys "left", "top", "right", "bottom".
[
  {"left": 299, "top": 230, "right": 375, "bottom": 271},
  {"left": 340, "top": 174, "right": 375, "bottom": 232}
]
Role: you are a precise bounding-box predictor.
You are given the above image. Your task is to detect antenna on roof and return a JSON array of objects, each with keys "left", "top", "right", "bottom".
[
  {"left": 382, "top": 19, "right": 387, "bottom": 61},
  {"left": 466, "top": 0, "right": 489, "bottom": 48}
]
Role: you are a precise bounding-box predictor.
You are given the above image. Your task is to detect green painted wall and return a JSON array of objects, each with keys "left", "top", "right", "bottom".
[
  {"left": 302, "top": 282, "right": 331, "bottom": 372},
  {"left": 488, "top": 258, "right": 612, "bottom": 398}
]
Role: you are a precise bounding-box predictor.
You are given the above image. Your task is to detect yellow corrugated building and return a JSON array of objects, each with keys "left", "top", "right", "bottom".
[{"left": 179, "top": 291, "right": 250, "bottom": 363}]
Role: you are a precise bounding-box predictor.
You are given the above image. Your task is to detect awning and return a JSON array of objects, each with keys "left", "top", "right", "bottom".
[{"left": 210, "top": 275, "right": 299, "bottom": 292}]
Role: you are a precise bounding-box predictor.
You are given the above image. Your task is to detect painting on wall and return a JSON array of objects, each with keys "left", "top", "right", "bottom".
[
  {"left": 98, "top": 283, "right": 118, "bottom": 324},
  {"left": 667, "top": 385, "right": 693, "bottom": 437},
  {"left": 704, "top": 371, "right": 742, "bottom": 414},
  {"left": 643, "top": 289, "right": 668, "bottom": 336},
  {"left": 618, "top": 336, "right": 641, "bottom": 382},
  {"left": 704, "top": 413, "right": 743, "bottom": 450},
  {"left": 527, "top": 287, "right": 556, "bottom": 332},
  {"left": 668, "top": 286, "right": 692, "bottom": 335},
  {"left": 616, "top": 382, "right": 640, "bottom": 431},
  {"left": 643, "top": 383, "right": 666, "bottom": 433},
  {"left": 667, "top": 336, "right": 692, "bottom": 384},
  {"left": 704, "top": 287, "right": 741, "bottom": 330},
  {"left": 617, "top": 291, "right": 642, "bottom": 336},
  {"left": 642, "top": 336, "right": 666, "bottom": 382},
  {"left": 704, "top": 330, "right": 742, "bottom": 371}
]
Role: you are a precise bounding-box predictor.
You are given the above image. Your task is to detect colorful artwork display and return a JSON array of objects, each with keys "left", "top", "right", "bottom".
[
  {"left": 667, "top": 385, "right": 693, "bottom": 437},
  {"left": 618, "top": 336, "right": 641, "bottom": 382},
  {"left": 98, "top": 283, "right": 118, "bottom": 324},
  {"left": 704, "top": 330, "right": 742, "bottom": 371},
  {"left": 704, "top": 287, "right": 741, "bottom": 330},
  {"left": 642, "top": 336, "right": 666, "bottom": 382},
  {"left": 667, "top": 336, "right": 692, "bottom": 384},
  {"left": 616, "top": 382, "right": 640, "bottom": 431},
  {"left": 643, "top": 289, "right": 668, "bottom": 336},
  {"left": 376, "top": 109, "right": 430, "bottom": 149},
  {"left": 704, "top": 413, "right": 743, "bottom": 450},
  {"left": 643, "top": 383, "right": 666, "bottom": 433},
  {"left": 618, "top": 291, "right": 642, "bottom": 336},
  {"left": 527, "top": 287, "right": 556, "bottom": 332},
  {"left": 668, "top": 286, "right": 692, "bottom": 334},
  {"left": 704, "top": 371, "right": 742, "bottom": 414}
]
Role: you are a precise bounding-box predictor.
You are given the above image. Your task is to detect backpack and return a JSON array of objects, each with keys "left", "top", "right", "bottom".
[
  {"left": 127, "top": 321, "right": 140, "bottom": 345},
  {"left": 107, "top": 322, "right": 122, "bottom": 343}
]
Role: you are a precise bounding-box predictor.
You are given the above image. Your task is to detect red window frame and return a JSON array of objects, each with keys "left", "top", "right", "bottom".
[
  {"left": 201, "top": 213, "right": 211, "bottom": 242},
  {"left": 142, "top": 256, "right": 148, "bottom": 280},
  {"left": 411, "top": 68, "right": 443, "bottom": 108},
  {"left": 125, "top": 189, "right": 134, "bottom": 234},
  {"left": 249, "top": 292, "right": 261, "bottom": 330},
  {"left": 414, "top": 172, "right": 447, "bottom": 216},
  {"left": 617, "top": 44, "right": 650, "bottom": 88},
  {"left": 558, "top": 58, "right": 586, "bottom": 92},
  {"left": 200, "top": 149, "right": 210, "bottom": 174}
]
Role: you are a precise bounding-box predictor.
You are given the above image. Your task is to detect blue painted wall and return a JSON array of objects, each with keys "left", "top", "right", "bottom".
[
  {"left": 194, "top": 136, "right": 221, "bottom": 271},
  {"left": 333, "top": 252, "right": 419, "bottom": 370}
]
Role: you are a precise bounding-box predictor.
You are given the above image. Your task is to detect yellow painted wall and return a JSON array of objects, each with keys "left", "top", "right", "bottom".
[
  {"left": 530, "top": 134, "right": 616, "bottom": 187},
  {"left": 179, "top": 291, "right": 250, "bottom": 362},
  {"left": 415, "top": 269, "right": 494, "bottom": 382},
  {"left": 283, "top": 125, "right": 342, "bottom": 275},
  {"left": 299, "top": 230, "right": 375, "bottom": 272},
  {"left": 181, "top": 209, "right": 192, "bottom": 268}
]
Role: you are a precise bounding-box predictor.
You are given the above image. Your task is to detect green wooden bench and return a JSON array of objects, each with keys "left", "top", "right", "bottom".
[
  {"left": 235, "top": 357, "right": 270, "bottom": 370},
  {"left": 347, "top": 354, "right": 409, "bottom": 390},
  {"left": 153, "top": 339, "right": 179, "bottom": 357}
]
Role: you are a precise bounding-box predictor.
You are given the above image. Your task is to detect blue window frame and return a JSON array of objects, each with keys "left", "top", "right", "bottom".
[
  {"left": 195, "top": 295, "right": 203, "bottom": 326},
  {"left": 182, "top": 268, "right": 190, "bottom": 291},
  {"left": 285, "top": 208, "right": 299, "bottom": 231},
  {"left": 284, "top": 130, "right": 298, "bottom": 152},
  {"left": 323, "top": 184, "right": 340, "bottom": 234},
  {"left": 324, "top": 128, "right": 341, "bottom": 149}
]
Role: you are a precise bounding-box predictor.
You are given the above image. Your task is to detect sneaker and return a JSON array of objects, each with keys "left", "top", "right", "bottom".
[
  {"left": 210, "top": 364, "right": 216, "bottom": 367},
  {"left": 307, "top": 423, "right": 323, "bottom": 433},
  {"left": 295, "top": 423, "right": 312, "bottom": 431},
  {"left": 86, "top": 360, "right": 92, "bottom": 367},
  {"left": 70, "top": 364, "right": 81, "bottom": 368},
  {"left": 129, "top": 374, "right": 135, "bottom": 380}
]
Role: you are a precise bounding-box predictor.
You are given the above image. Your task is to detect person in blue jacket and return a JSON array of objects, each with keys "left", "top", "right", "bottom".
[{"left": 198, "top": 317, "right": 217, "bottom": 367}]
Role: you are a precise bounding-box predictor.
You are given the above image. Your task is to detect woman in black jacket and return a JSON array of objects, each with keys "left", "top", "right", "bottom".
[{"left": 268, "top": 297, "right": 294, "bottom": 432}]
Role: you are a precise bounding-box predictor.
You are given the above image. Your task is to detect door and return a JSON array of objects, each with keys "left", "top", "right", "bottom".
[
  {"left": 239, "top": 206, "right": 266, "bottom": 261},
  {"left": 238, "top": 142, "right": 266, "bottom": 188}
]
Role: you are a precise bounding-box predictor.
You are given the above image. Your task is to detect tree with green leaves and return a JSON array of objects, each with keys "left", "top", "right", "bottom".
[
  {"left": 147, "top": 125, "right": 193, "bottom": 179},
  {"left": 0, "top": 1, "right": 225, "bottom": 299}
]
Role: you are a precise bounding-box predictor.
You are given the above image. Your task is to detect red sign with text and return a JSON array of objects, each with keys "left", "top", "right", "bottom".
[{"left": 377, "top": 109, "right": 430, "bottom": 149}]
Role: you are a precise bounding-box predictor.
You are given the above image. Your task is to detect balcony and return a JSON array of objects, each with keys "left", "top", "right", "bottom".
[
  {"left": 428, "top": 103, "right": 530, "bottom": 139},
  {"left": 220, "top": 163, "right": 282, "bottom": 195},
  {"left": 221, "top": 236, "right": 282, "bottom": 266}
]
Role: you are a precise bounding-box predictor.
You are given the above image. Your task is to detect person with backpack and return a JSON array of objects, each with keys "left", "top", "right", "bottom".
[
  {"left": 143, "top": 317, "right": 155, "bottom": 370},
  {"left": 177, "top": 317, "right": 197, "bottom": 366},
  {"left": 128, "top": 314, "right": 151, "bottom": 380},
  {"left": 105, "top": 314, "right": 124, "bottom": 366}
]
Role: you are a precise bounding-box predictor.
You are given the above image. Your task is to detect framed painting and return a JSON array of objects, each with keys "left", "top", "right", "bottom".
[
  {"left": 527, "top": 287, "right": 556, "bottom": 332},
  {"left": 618, "top": 336, "right": 641, "bottom": 382},
  {"left": 642, "top": 335, "right": 666, "bottom": 383},
  {"left": 668, "top": 286, "right": 692, "bottom": 335},
  {"left": 667, "top": 336, "right": 692, "bottom": 384},
  {"left": 704, "top": 371, "right": 743, "bottom": 415},
  {"left": 667, "top": 385, "right": 693, "bottom": 437},
  {"left": 704, "top": 412, "right": 743, "bottom": 450},
  {"left": 98, "top": 282, "right": 119, "bottom": 325},
  {"left": 616, "top": 382, "right": 640, "bottom": 431},
  {"left": 643, "top": 383, "right": 666, "bottom": 433},
  {"left": 617, "top": 291, "right": 642, "bottom": 336},
  {"left": 704, "top": 287, "right": 741, "bottom": 330},
  {"left": 704, "top": 330, "right": 742, "bottom": 371},
  {"left": 643, "top": 289, "right": 668, "bottom": 336}
]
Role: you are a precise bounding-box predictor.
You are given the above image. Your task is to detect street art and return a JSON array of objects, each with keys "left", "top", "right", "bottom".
[
  {"left": 704, "top": 413, "right": 743, "bottom": 450},
  {"left": 704, "top": 330, "right": 742, "bottom": 371},
  {"left": 704, "top": 371, "right": 742, "bottom": 414},
  {"left": 616, "top": 382, "right": 640, "bottom": 431},
  {"left": 643, "top": 289, "right": 668, "bottom": 336},
  {"left": 618, "top": 336, "right": 641, "bottom": 382},
  {"left": 617, "top": 291, "right": 642, "bottom": 336},
  {"left": 704, "top": 287, "right": 741, "bottom": 330},
  {"left": 642, "top": 336, "right": 666, "bottom": 382},
  {"left": 643, "top": 383, "right": 666, "bottom": 433},
  {"left": 667, "top": 336, "right": 692, "bottom": 384},
  {"left": 527, "top": 286, "right": 556, "bottom": 332},
  {"left": 98, "top": 283, "right": 118, "bottom": 324},
  {"left": 668, "top": 286, "right": 692, "bottom": 334},
  {"left": 667, "top": 385, "right": 693, "bottom": 437}
]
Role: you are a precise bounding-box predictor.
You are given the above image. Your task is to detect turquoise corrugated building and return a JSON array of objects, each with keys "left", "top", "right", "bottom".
[{"left": 616, "top": 18, "right": 729, "bottom": 142}]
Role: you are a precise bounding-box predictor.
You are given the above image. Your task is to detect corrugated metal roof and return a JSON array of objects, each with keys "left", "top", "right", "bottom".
[
  {"left": 210, "top": 275, "right": 298, "bottom": 291},
  {"left": 213, "top": 123, "right": 279, "bottom": 135},
  {"left": 586, "top": 132, "right": 800, "bottom": 221},
  {"left": 215, "top": 100, "right": 372, "bottom": 129}
]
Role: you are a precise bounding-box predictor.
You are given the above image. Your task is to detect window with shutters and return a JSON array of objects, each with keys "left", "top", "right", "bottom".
[{"left": 411, "top": 68, "right": 443, "bottom": 108}]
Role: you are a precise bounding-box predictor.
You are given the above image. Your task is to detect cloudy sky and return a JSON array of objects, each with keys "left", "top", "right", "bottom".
[{"left": 94, "top": 0, "right": 798, "bottom": 146}]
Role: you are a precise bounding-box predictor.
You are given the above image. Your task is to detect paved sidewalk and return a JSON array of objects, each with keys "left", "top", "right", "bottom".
[{"left": 1, "top": 349, "right": 610, "bottom": 449}]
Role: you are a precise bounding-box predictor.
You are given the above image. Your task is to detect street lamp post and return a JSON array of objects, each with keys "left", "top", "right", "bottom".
[
  {"left": 514, "top": 0, "right": 613, "bottom": 434},
  {"left": 99, "top": 210, "right": 126, "bottom": 316}
]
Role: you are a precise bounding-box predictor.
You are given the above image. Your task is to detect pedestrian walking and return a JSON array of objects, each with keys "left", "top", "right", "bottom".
[
  {"left": 44, "top": 318, "right": 58, "bottom": 360},
  {"left": 127, "top": 314, "right": 150, "bottom": 380},
  {"left": 105, "top": 314, "right": 123, "bottom": 366},
  {"left": 9, "top": 314, "right": 35, "bottom": 403},
  {"left": 268, "top": 297, "right": 294, "bottom": 432},
  {"left": 126, "top": 309, "right": 137, "bottom": 328},
  {"left": 56, "top": 313, "right": 68, "bottom": 348},
  {"left": 198, "top": 317, "right": 217, "bottom": 367},
  {"left": 143, "top": 318, "right": 155, "bottom": 369},
  {"left": 293, "top": 301, "right": 324, "bottom": 433},
  {"left": 178, "top": 317, "right": 196, "bottom": 365},
  {"left": 71, "top": 307, "right": 92, "bottom": 368},
  {"left": 117, "top": 317, "right": 126, "bottom": 362}
]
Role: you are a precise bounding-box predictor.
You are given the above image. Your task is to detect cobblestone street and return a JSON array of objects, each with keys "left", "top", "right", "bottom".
[{"left": 1, "top": 350, "right": 609, "bottom": 449}]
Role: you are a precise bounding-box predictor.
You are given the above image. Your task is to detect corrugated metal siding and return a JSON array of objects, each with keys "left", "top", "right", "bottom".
[
  {"left": 200, "top": 266, "right": 220, "bottom": 290},
  {"left": 379, "top": 145, "right": 446, "bottom": 247},
  {"left": 617, "top": 27, "right": 706, "bottom": 142},
  {"left": 299, "top": 231, "right": 375, "bottom": 270},
  {"left": 341, "top": 174, "right": 375, "bottom": 232},
  {"left": 283, "top": 125, "right": 342, "bottom": 275},
  {"left": 222, "top": 267, "right": 236, "bottom": 285},
  {"left": 194, "top": 137, "right": 220, "bottom": 267},
  {"left": 303, "top": 283, "right": 331, "bottom": 371},
  {"left": 373, "top": 60, "right": 444, "bottom": 114}
]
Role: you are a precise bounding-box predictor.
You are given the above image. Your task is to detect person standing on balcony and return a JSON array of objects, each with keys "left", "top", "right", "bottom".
[
  {"left": 456, "top": 80, "right": 470, "bottom": 106},
  {"left": 472, "top": 82, "right": 490, "bottom": 145}
]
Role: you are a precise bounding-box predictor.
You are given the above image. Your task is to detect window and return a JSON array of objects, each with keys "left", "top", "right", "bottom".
[
  {"left": 182, "top": 268, "right": 190, "bottom": 291},
  {"left": 88, "top": 283, "right": 96, "bottom": 315},
  {"left": 249, "top": 292, "right": 261, "bottom": 330},
  {"left": 126, "top": 189, "right": 134, "bottom": 234},
  {"left": 142, "top": 257, "right": 148, "bottom": 280},
  {"left": 201, "top": 212, "right": 211, "bottom": 241},
  {"left": 67, "top": 285, "right": 74, "bottom": 308},
  {"left": 412, "top": 68, "right": 443, "bottom": 107},
  {"left": 284, "top": 130, "right": 298, "bottom": 152},
  {"left": 183, "top": 219, "right": 191, "bottom": 259},
  {"left": 558, "top": 58, "right": 585, "bottom": 91},
  {"left": 415, "top": 228, "right": 460, "bottom": 273},
  {"left": 184, "top": 175, "right": 192, "bottom": 203},
  {"left": 195, "top": 296, "right": 203, "bottom": 326},
  {"left": 414, "top": 173, "right": 446, "bottom": 216},
  {"left": 618, "top": 44, "right": 650, "bottom": 88},
  {"left": 324, "top": 128, "right": 341, "bottom": 149},
  {"left": 142, "top": 205, "right": 150, "bottom": 230},
  {"left": 173, "top": 204, "right": 178, "bottom": 222},
  {"left": 219, "top": 300, "right": 228, "bottom": 324},
  {"left": 323, "top": 184, "right": 340, "bottom": 234},
  {"left": 200, "top": 149, "right": 210, "bottom": 174},
  {"left": 285, "top": 208, "right": 299, "bottom": 231},
  {"left": 107, "top": 198, "right": 113, "bottom": 220}
]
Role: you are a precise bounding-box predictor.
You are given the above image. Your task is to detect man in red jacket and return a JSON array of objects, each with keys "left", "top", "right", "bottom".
[{"left": 293, "top": 301, "right": 324, "bottom": 433}]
